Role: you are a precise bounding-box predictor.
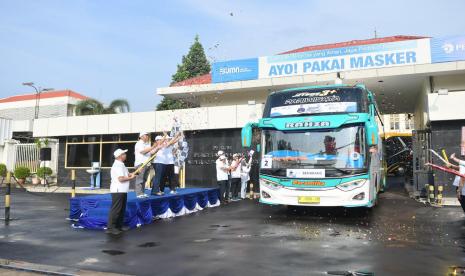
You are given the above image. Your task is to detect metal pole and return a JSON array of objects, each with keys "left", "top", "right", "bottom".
[
  {"left": 182, "top": 166, "right": 186, "bottom": 188},
  {"left": 71, "top": 170, "right": 76, "bottom": 198},
  {"left": 5, "top": 171, "right": 11, "bottom": 222},
  {"left": 31, "top": 85, "right": 39, "bottom": 119},
  {"left": 36, "top": 90, "right": 42, "bottom": 119}
]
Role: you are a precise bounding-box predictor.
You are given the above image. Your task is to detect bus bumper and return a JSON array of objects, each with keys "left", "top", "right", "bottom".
[{"left": 259, "top": 180, "right": 374, "bottom": 208}]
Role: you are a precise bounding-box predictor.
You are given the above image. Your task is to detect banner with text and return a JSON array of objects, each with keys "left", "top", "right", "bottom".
[
  {"left": 211, "top": 58, "right": 259, "bottom": 83},
  {"left": 431, "top": 35, "right": 465, "bottom": 63},
  {"left": 210, "top": 37, "right": 445, "bottom": 83},
  {"left": 258, "top": 38, "right": 431, "bottom": 79}
]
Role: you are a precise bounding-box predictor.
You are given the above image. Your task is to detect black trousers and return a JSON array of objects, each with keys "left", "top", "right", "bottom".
[
  {"left": 460, "top": 195, "right": 465, "bottom": 213},
  {"left": 160, "top": 164, "right": 176, "bottom": 192},
  {"left": 231, "top": 178, "right": 241, "bottom": 199},
  {"left": 107, "top": 193, "right": 127, "bottom": 230},
  {"left": 218, "top": 180, "right": 229, "bottom": 201}
]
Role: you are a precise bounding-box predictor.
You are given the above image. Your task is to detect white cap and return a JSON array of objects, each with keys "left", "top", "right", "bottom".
[
  {"left": 155, "top": 135, "right": 163, "bottom": 141},
  {"left": 217, "top": 150, "right": 224, "bottom": 156},
  {"left": 139, "top": 132, "right": 149, "bottom": 138},
  {"left": 113, "top": 149, "right": 128, "bottom": 158}
]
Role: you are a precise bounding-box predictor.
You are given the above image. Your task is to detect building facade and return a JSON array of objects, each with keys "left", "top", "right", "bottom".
[
  {"left": 0, "top": 90, "right": 87, "bottom": 121},
  {"left": 381, "top": 113, "right": 415, "bottom": 133},
  {"left": 23, "top": 34, "right": 465, "bottom": 198}
]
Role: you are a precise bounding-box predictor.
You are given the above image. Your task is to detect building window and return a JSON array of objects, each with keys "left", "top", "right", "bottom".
[
  {"left": 65, "top": 134, "right": 137, "bottom": 168},
  {"left": 66, "top": 144, "right": 101, "bottom": 167},
  {"left": 389, "top": 114, "right": 400, "bottom": 130},
  {"left": 101, "top": 142, "right": 136, "bottom": 167},
  {"left": 405, "top": 115, "right": 414, "bottom": 130}
]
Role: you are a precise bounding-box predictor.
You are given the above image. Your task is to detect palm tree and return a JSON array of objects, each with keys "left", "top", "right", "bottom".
[
  {"left": 75, "top": 98, "right": 130, "bottom": 116},
  {"left": 105, "top": 99, "right": 130, "bottom": 114}
]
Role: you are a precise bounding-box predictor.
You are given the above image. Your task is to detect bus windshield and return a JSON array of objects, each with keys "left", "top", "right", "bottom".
[{"left": 262, "top": 125, "right": 368, "bottom": 176}]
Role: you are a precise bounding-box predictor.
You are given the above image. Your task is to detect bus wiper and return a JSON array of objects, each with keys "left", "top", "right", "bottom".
[{"left": 331, "top": 167, "right": 354, "bottom": 175}]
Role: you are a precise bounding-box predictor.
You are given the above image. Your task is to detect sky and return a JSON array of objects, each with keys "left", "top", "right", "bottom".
[{"left": 1, "top": 0, "right": 465, "bottom": 112}]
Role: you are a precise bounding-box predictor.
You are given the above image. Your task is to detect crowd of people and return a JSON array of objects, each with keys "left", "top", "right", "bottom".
[
  {"left": 216, "top": 150, "right": 253, "bottom": 203},
  {"left": 106, "top": 131, "right": 182, "bottom": 234},
  {"left": 106, "top": 130, "right": 254, "bottom": 234}
]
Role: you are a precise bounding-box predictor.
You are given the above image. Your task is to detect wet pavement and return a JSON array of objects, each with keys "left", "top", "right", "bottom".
[{"left": 0, "top": 177, "right": 464, "bottom": 276}]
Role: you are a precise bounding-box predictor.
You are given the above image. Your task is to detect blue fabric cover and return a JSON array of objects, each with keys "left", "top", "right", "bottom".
[{"left": 69, "top": 187, "right": 220, "bottom": 230}]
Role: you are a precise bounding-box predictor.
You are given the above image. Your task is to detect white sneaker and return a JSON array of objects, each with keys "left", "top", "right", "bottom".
[
  {"left": 170, "top": 190, "right": 177, "bottom": 194},
  {"left": 137, "top": 194, "right": 147, "bottom": 198}
]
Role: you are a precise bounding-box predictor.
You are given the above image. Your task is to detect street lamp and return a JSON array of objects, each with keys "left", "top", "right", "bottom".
[{"left": 22, "top": 82, "right": 53, "bottom": 119}]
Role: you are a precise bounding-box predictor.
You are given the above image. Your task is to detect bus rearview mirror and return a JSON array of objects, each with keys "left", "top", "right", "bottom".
[{"left": 241, "top": 123, "right": 257, "bottom": 147}]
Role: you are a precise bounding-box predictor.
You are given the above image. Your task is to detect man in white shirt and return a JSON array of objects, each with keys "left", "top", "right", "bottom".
[
  {"left": 230, "top": 153, "right": 243, "bottom": 201},
  {"left": 216, "top": 151, "right": 230, "bottom": 203},
  {"left": 106, "top": 149, "right": 136, "bottom": 235},
  {"left": 134, "top": 132, "right": 156, "bottom": 198}
]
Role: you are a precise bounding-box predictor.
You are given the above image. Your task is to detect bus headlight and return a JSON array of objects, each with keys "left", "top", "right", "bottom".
[
  {"left": 336, "top": 179, "right": 366, "bottom": 191},
  {"left": 260, "top": 178, "right": 281, "bottom": 190}
]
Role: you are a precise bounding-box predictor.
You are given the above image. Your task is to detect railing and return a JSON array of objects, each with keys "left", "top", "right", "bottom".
[
  {"left": 13, "top": 143, "right": 40, "bottom": 173},
  {"left": 10, "top": 141, "right": 58, "bottom": 174}
]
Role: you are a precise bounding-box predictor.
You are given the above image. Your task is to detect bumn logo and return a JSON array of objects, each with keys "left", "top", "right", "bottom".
[{"left": 442, "top": 43, "right": 454, "bottom": 54}]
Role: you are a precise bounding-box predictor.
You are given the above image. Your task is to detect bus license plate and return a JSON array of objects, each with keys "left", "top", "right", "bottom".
[{"left": 298, "top": 196, "right": 320, "bottom": 204}]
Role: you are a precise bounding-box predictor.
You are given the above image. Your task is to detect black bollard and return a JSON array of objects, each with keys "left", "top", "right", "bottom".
[
  {"left": 71, "top": 170, "right": 76, "bottom": 198},
  {"left": 5, "top": 171, "right": 11, "bottom": 222}
]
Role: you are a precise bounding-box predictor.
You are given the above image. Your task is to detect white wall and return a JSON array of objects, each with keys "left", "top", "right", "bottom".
[
  {"left": 428, "top": 74, "right": 465, "bottom": 122},
  {"left": 428, "top": 91, "right": 465, "bottom": 121},
  {"left": 33, "top": 103, "right": 264, "bottom": 137},
  {"left": 12, "top": 120, "right": 33, "bottom": 132}
]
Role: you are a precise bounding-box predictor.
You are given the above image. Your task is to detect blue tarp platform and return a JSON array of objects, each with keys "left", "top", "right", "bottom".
[{"left": 69, "top": 188, "right": 220, "bottom": 230}]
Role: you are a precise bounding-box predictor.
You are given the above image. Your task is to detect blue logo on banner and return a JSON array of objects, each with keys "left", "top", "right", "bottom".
[
  {"left": 431, "top": 35, "right": 465, "bottom": 63},
  {"left": 212, "top": 58, "right": 259, "bottom": 83}
]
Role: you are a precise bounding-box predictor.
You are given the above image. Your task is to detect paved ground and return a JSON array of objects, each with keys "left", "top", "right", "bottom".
[{"left": 0, "top": 177, "right": 464, "bottom": 276}]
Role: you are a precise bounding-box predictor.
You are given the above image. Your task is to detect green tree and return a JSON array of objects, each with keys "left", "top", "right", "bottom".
[
  {"left": 75, "top": 98, "right": 130, "bottom": 116},
  {"left": 171, "top": 35, "right": 211, "bottom": 83},
  {"left": 156, "top": 98, "right": 196, "bottom": 111},
  {"left": 157, "top": 35, "right": 210, "bottom": 111}
]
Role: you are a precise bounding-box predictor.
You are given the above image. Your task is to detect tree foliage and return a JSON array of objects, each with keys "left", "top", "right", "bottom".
[
  {"left": 157, "top": 35, "right": 210, "bottom": 111},
  {"left": 75, "top": 98, "right": 130, "bottom": 116},
  {"left": 156, "top": 98, "right": 197, "bottom": 111},
  {"left": 171, "top": 35, "right": 211, "bottom": 83}
]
